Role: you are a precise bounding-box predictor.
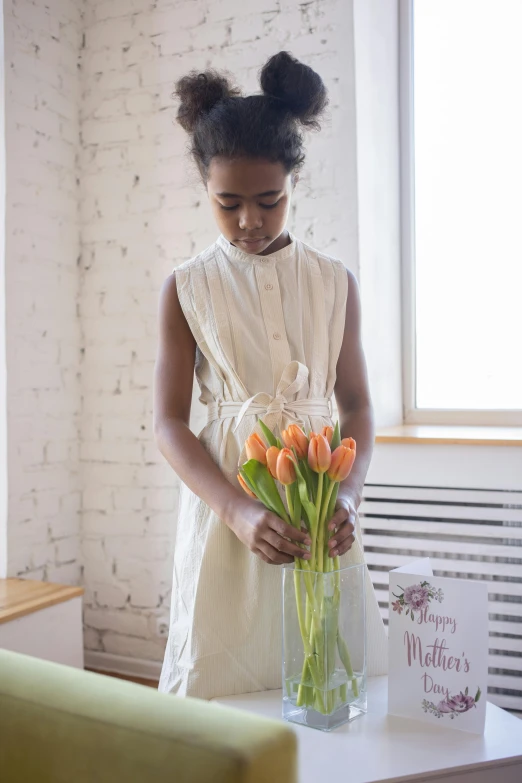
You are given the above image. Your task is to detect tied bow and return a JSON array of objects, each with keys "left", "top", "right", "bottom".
[{"left": 234, "top": 361, "right": 316, "bottom": 434}]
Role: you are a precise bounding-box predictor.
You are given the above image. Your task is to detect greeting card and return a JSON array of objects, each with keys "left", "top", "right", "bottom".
[{"left": 388, "top": 558, "right": 489, "bottom": 734}]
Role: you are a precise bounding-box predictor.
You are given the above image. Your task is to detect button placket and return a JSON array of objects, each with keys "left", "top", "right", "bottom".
[{"left": 255, "top": 260, "right": 291, "bottom": 392}]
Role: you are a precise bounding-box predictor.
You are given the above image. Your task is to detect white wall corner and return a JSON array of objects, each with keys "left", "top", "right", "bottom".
[
  {"left": 0, "top": 0, "right": 7, "bottom": 579},
  {"left": 353, "top": 0, "right": 403, "bottom": 428}
]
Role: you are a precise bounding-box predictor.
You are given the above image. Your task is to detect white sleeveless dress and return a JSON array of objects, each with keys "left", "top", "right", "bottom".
[{"left": 158, "top": 231, "right": 388, "bottom": 699}]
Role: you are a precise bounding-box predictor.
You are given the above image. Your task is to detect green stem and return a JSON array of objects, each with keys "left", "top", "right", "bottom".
[
  {"left": 310, "top": 472, "right": 324, "bottom": 571},
  {"left": 317, "top": 480, "right": 335, "bottom": 574},
  {"left": 315, "top": 471, "right": 324, "bottom": 516},
  {"left": 293, "top": 568, "right": 326, "bottom": 713},
  {"left": 285, "top": 484, "right": 294, "bottom": 523},
  {"left": 337, "top": 632, "right": 359, "bottom": 698}
]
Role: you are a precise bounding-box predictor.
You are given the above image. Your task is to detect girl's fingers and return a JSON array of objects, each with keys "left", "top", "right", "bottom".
[
  {"left": 265, "top": 530, "right": 311, "bottom": 560},
  {"left": 328, "top": 507, "right": 349, "bottom": 532},
  {"left": 329, "top": 519, "right": 355, "bottom": 550},
  {"left": 328, "top": 504, "right": 356, "bottom": 532},
  {"left": 330, "top": 534, "right": 355, "bottom": 557},
  {"left": 256, "top": 541, "right": 293, "bottom": 565},
  {"left": 269, "top": 515, "right": 311, "bottom": 546}
]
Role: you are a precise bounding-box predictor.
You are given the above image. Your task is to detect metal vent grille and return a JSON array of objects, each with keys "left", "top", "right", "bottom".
[{"left": 360, "top": 484, "right": 522, "bottom": 713}]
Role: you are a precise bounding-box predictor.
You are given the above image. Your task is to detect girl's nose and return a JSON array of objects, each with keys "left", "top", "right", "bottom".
[{"left": 238, "top": 207, "right": 263, "bottom": 231}]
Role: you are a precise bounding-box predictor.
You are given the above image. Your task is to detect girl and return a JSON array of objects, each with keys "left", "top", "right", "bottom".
[{"left": 155, "top": 51, "right": 387, "bottom": 699}]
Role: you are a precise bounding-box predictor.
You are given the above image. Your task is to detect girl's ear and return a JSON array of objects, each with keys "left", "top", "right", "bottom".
[{"left": 292, "top": 173, "right": 300, "bottom": 189}]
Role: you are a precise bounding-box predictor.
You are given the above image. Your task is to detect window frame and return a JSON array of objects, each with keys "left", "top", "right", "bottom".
[{"left": 399, "top": 0, "right": 522, "bottom": 426}]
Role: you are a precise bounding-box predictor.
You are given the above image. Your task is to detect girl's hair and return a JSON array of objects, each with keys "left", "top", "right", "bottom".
[{"left": 174, "top": 51, "right": 328, "bottom": 181}]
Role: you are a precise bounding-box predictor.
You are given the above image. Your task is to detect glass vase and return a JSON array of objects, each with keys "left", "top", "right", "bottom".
[{"left": 282, "top": 562, "right": 367, "bottom": 731}]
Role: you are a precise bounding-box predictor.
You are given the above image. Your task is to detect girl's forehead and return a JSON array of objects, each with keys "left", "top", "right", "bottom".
[{"left": 207, "top": 156, "right": 290, "bottom": 195}]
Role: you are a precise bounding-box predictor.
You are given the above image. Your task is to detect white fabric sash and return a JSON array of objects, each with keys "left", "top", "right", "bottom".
[{"left": 206, "top": 360, "right": 332, "bottom": 433}]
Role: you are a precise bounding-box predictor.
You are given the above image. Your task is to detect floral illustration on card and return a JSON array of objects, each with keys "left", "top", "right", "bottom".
[
  {"left": 391, "top": 581, "right": 444, "bottom": 621},
  {"left": 422, "top": 687, "right": 481, "bottom": 719}
]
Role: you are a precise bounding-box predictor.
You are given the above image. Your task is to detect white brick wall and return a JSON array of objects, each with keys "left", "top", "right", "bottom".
[
  {"left": 3, "top": 0, "right": 359, "bottom": 670},
  {"left": 79, "top": 0, "right": 358, "bottom": 668},
  {"left": 4, "top": 0, "right": 83, "bottom": 584}
]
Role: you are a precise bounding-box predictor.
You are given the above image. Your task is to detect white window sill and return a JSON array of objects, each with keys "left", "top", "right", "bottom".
[{"left": 375, "top": 425, "right": 522, "bottom": 447}]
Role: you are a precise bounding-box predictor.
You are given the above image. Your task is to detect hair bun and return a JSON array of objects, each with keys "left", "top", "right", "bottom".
[
  {"left": 174, "top": 70, "right": 241, "bottom": 133},
  {"left": 260, "top": 51, "right": 328, "bottom": 128}
]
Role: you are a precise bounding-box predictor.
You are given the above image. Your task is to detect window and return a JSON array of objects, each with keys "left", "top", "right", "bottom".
[{"left": 400, "top": 0, "right": 522, "bottom": 425}]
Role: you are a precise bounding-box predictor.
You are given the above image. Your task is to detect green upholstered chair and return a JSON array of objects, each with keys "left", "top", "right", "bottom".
[{"left": 0, "top": 649, "right": 297, "bottom": 782}]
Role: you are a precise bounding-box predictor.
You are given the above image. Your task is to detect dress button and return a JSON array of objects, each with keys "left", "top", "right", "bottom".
[
  {"left": 273, "top": 332, "right": 281, "bottom": 340},
  {"left": 265, "top": 283, "right": 273, "bottom": 291}
]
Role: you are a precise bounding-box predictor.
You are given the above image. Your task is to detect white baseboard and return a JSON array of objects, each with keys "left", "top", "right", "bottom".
[{"left": 84, "top": 650, "right": 162, "bottom": 681}]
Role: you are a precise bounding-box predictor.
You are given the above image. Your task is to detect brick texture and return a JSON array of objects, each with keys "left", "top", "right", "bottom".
[
  {"left": 4, "top": 0, "right": 83, "bottom": 584},
  {"left": 4, "top": 0, "right": 358, "bottom": 666}
]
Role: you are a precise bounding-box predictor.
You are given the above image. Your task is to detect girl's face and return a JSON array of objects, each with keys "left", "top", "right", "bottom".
[{"left": 206, "top": 157, "right": 297, "bottom": 256}]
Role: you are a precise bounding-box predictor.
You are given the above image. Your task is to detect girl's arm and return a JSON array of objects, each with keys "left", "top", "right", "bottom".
[
  {"left": 153, "top": 273, "right": 311, "bottom": 566},
  {"left": 327, "top": 269, "right": 375, "bottom": 558}
]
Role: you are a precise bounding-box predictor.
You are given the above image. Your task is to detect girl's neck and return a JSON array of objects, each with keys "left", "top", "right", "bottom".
[{"left": 259, "top": 230, "right": 291, "bottom": 256}]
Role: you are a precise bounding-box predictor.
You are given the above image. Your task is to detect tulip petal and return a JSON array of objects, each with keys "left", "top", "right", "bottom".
[
  {"left": 276, "top": 448, "right": 297, "bottom": 485},
  {"left": 238, "top": 471, "right": 257, "bottom": 498},
  {"left": 266, "top": 446, "right": 280, "bottom": 479},
  {"left": 245, "top": 432, "right": 268, "bottom": 464},
  {"left": 341, "top": 437, "right": 356, "bottom": 453},
  {"left": 327, "top": 445, "right": 356, "bottom": 482},
  {"left": 308, "top": 434, "right": 331, "bottom": 473},
  {"left": 321, "top": 426, "right": 334, "bottom": 445}
]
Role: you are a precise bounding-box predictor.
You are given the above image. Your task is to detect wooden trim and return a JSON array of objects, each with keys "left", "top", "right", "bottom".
[
  {"left": 0, "top": 578, "right": 84, "bottom": 624},
  {"left": 84, "top": 668, "right": 159, "bottom": 689},
  {"left": 375, "top": 425, "right": 522, "bottom": 447}
]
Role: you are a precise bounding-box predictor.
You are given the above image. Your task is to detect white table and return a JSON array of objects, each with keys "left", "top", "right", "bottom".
[{"left": 215, "top": 677, "right": 522, "bottom": 783}]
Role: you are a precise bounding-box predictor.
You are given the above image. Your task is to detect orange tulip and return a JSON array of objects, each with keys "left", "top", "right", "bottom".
[
  {"left": 281, "top": 424, "right": 308, "bottom": 459},
  {"left": 238, "top": 473, "right": 256, "bottom": 498},
  {"left": 308, "top": 434, "right": 332, "bottom": 474},
  {"left": 245, "top": 432, "right": 267, "bottom": 464},
  {"left": 321, "top": 426, "right": 334, "bottom": 445},
  {"left": 327, "top": 444, "right": 356, "bottom": 482},
  {"left": 341, "top": 437, "right": 356, "bottom": 453},
  {"left": 276, "top": 447, "right": 297, "bottom": 485},
  {"left": 266, "top": 446, "right": 280, "bottom": 479}
]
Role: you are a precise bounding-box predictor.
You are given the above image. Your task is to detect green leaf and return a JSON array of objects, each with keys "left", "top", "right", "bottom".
[
  {"left": 301, "top": 459, "right": 318, "bottom": 501},
  {"left": 294, "top": 461, "right": 317, "bottom": 530},
  {"left": 241, "top": 459, "right": 288, "bottom": 520},
  {"left": 276, "top": 438, "right": 282, "bottom": 449},
  {"left": 411, "top": 611, "right": 414, "bottom": 621},
  {"left": 258, "top": 419, "right": 277, "bottom": 447},
  {"left": 475, "top": 687, "right": 481, "bottom": 703},
  {"left": 465, "top": 686, "right": 469, "bottom": 696},
  {"left": 300, "top": 503, "right": 311, "bottom": 533},
  {"left": 331, "top": 421, "right": 341, "bottom": 450},
  {"left": 292, "top": 481, "right": 302, "bottom": 528}
]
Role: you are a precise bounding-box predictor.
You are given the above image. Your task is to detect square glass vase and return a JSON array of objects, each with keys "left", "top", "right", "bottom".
[{"left": 282, "top": 562, "right": 367, "bottom": 732}]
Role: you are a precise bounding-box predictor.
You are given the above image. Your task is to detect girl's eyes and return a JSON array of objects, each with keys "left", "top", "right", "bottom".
[{"left": 219, "top": 201, "right": 281, "bottom": 211}]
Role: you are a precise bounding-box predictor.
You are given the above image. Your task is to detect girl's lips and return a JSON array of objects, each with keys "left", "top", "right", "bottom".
[{"left": 237, "top": 238, "right": 268, "bottom": 252}]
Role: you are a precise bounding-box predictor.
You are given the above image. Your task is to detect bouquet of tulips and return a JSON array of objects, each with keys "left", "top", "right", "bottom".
[{"left": 237, "top": 420, "right": 360, "bottom": 716}]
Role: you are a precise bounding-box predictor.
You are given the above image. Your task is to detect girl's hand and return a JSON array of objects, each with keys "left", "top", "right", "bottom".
[
  {"left": 327, "top": 494, "right": 357, "bottom": 557},
  {"left": 227, "top": 496, "right": 312, "bottom": 565}
]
